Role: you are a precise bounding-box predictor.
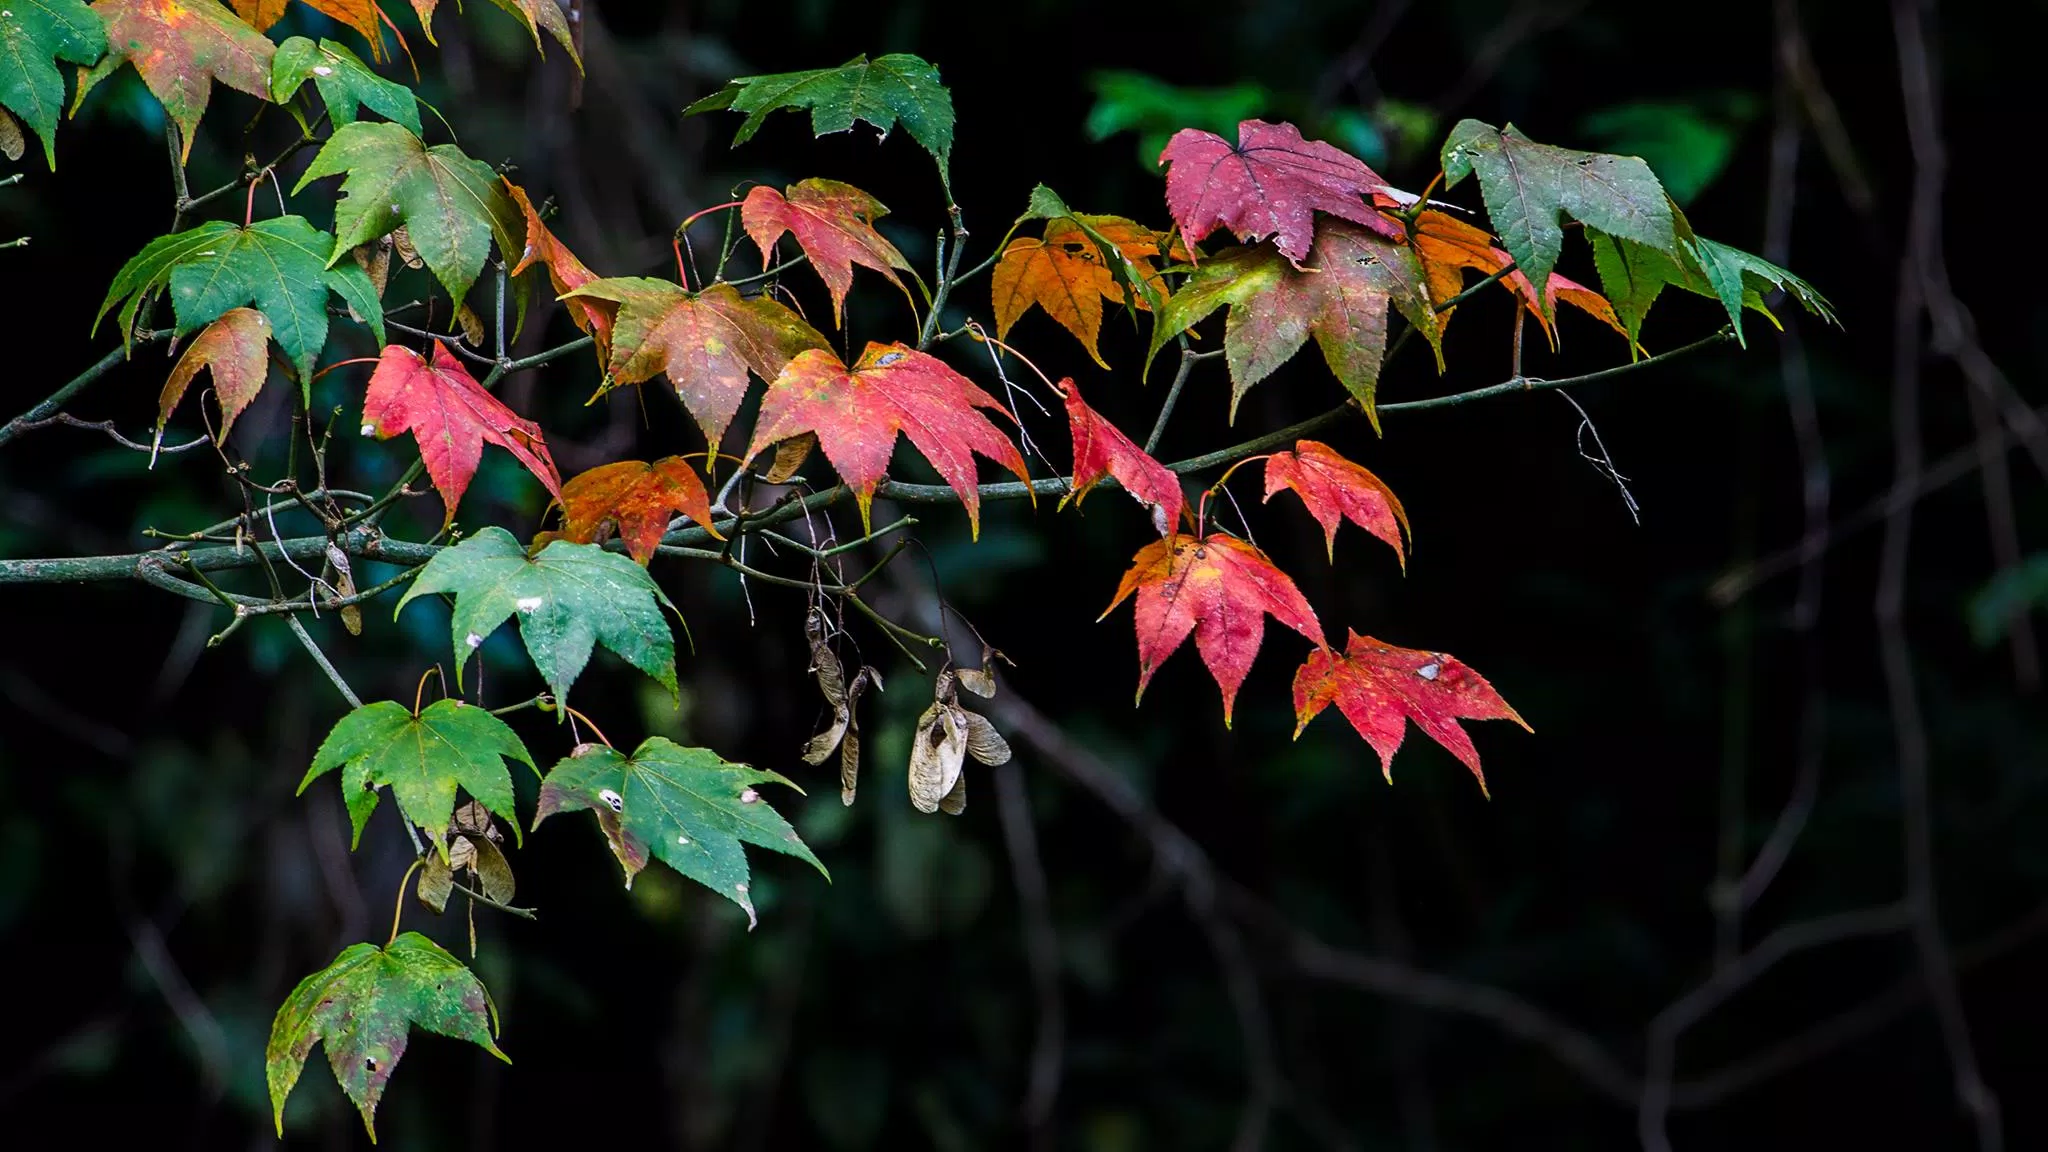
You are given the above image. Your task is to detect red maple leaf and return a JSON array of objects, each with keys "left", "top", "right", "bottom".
[
  {"left": 565, "top": 277, "right": 827, "bottom": 451},
  {"left": 742, "top": 179, "right": 915, "bottom": 327},
  {"left": 1101, "top": 532, "right": 1323, "bottom": 724},
  {"left": 1160, "top": 119, "right": 1406, "bottom": 267},
  {"left": 1262, "top": 440, "right": 1408, "bottom": 567},
  {"left": 1059, "top": 378, "right": 1182, "bottom": 536},
  {"left": 1292, "top": 631, "right": 1529, "bottom": 794},
  {"left": 505, "top": 180, "right": 612, "bottom": 355},
  {"left": 743, "top": 343, "right": 1030, "bottom": 537},
  {"left": 537, "top": 458, "right": 720, "bottom": 564},
  {"left": 361, "top": 342, "right": 564, "bottom": 524}
]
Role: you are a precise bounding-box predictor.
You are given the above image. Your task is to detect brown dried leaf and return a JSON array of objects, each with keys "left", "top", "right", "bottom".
[
  {"left": 962, "top": 711, "right": 1010, "bottom": 766},
  {"left": 416, "top": 853, "right": 453, "bottom": 913},
  {"left": 764, "top": 432, "right": 817, "bottom": 485}
]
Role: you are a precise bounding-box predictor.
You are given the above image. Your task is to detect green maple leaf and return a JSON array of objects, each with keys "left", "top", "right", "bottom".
[
  {"left": 534, "top": 737, "right": 825, "bottom": 927},
  {"left": 0, "top": 0, "right": 105, "bottom": 168},
  {"left": 93, "top": 215, "right": 384, "bottom": 384},
  {"left": 1587, "top": 204, "right": 1834, "bottom": 349},
  {"left": 271, "top": 36, "right": 422, "bottom": 135},
  {"left": 267, "top": 932, "right": 507, "bottom": 1140},
  {"left": 395, "top": 527, "right": 679, "bottom": 704},
  {"left": 1440, "top": 119, "right": 1677, "bottom": 318},
  {"left": 302, "top": 698, "right": 535, "bottom": 851},
  {"left": 294, "top": 120, "right": 523, "bottom": 305},
  {"left": 686, "top": 53, "right": 955, "bottom": 187}
]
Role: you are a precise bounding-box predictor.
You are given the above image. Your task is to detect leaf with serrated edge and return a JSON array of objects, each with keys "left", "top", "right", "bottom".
[
  {"left": 76, "top": 0, "right": 272, "bottom": 162},
  {"left": 301, "top": 698, "right": 534, "bottom": 850},
  {"left": 271, "top": 37, "right": 420, "bottom": 134},
  {"left": 1262, "top": 440, "right": 1408, "bottom": 566},
  {"left": 1160, "top": 119, "right": 1406, "bottom": 267},
  {"left": 685, "top": 52, "right": 953, "bottom": 178},
  {"left": 1059, "top": 378, "right": 1183, "bottom": 536},
  {"left": 361, "top": 342, "right": 563, "bottom": 524},
  {"left": 539, "top": 457, "right": 720, "bottom": 565},
  {"left": 744, "top": 343, "right": 1030, "bottom": 538},
  {"left": 1292, "top": 630, "right": 1530, "bottom": 794},
  {"left": 992, "top": 215, "right": 1167, "bottom": 367},
  {"left": 267, "top": 932, "right": 506, "bottom": 1140},
  {"left": 1152, "top": 220, "right": 1439, "bottom": 427},
  {"left": 534, "top": 737, "right": 824, "bottom": 926},
  {"left": 296, "top": 121, "right": 523, "bottom": 305},
  {"left": 1407, "top": 208, "right": 1624, "bottom": 350},
  {"left": 1101, "top": 532, "right": 1323, "bottom": 725},
  {"left": 1439, "top": 120, "right": 1676, "bottom": 318},
  {"left": 742, "top": 179, "right": 914, "bottom": 328},
  {"left": 564, "top": 276, "right": 828, "bottom": 451},
  {"left": 396, "top": 527, "right": 678, "bottom": 703},
  {"left": 504, "top": 180, "right": 611, "bottom": 352},
  {"left": 159, "top": 308, "right": 269, "bottom": 443},
  {"left": 0, "top": 0, "right": 106, "bottom": 168}
]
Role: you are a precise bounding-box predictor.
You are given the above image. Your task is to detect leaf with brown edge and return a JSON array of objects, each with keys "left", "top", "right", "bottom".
[
  {"left": 1408, "top": 209, "right": 1630, "bottom": 349},
  {"left": 1151, "top": 219, "right": 1440, "bottom": 429},
  {"left": 77, "top": 0, "right": 275, "bottom": 162},
  {"left": 743, "top": 343, "right": 1030, "bottom": 538},
  {"left": 992, "top": 215, "right": 1166, "bottom": 367},
  {"left": 158, "top": 307, "right": 270, "bottom": 445},
  {"left": 563, "top": 276, "right": 829, "bottom": 452},
  {"left": 1159, "top": 119, "right": 1408, "bottom": 267},
  {"left": 541, "top": 457, "right": 720, "bottom": 565},
  {"left": 361, "top": 342, "right": 564, "bottom": 525},
  {"left": 505, "top": 180, "right": 611, "bottom": 354},
  {"left": 1059, "top": 378, "right": 1183, "bottom": 536},
  {"left": 741, "top": 179, "right": 915, "bottom": 327},
  {"left": 410, "top": 0, "right": 577, "bottom": 64},
  {"left": 1292, "top": 631, "right": 1529, "bottom": 795},
  {"left": 1101, "top": 532, "right": 1322, "bottom": 725},
  {"left": 1262, "top": 440, "right": 1407, "bottom": 567},
  {"left": 231, "top": 0, "right": 381, "bottom": 55}
]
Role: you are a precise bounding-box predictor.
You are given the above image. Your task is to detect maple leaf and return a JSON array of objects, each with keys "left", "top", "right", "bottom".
[
  {"left": 409, "top": 0, "right": 576, "bottom": 63},
  {"left": 1262, "top": 440, "right": 1408, "bottom": 567},
  {"left": 395, "top": 527, "right": 679, "bottom": 703},
  {"left": 1102, "top": 532, "right": 1323, "bottom": 724},
  {"left": 1440, "top": 120, "right": 1678, "bottom": 317},
  {"left": 993, "top": 215, "right": 1167, "bottom": 367},
  {"left": 538, "top": 457, "right": 720, "bottom": 565},
  {"left": 1407, "top": 209, "right": 1628, "bottom": 349},
  {"left": 504, "top": 179, "right": 611, "bottom": 353},
  {"left": 685, "top": 52, "right": 954, "bottom": 182},
  {"left": 302, "top": 698, "right": 535, "bottom": 850},
  {"left": 0, "top": 0, "right": 106, "bottom": 168},
  {"left": 270, "top": 36, "right": 420, "bottom": 134},
  {"left": 743, "top": 343, "right": 1031, "bottom": 538},
  {"left": 94, "top": 215, "right": 384, "bottom": 383},
  {"left": 1059, "top": 378, "right": 1183, "bottom": 536},
  {"left": 741, "top": 179, "right": 915, "bottom": 328},
  {"left": 230, "top": 0, "right": 380, "bottom": 52},
  {"left": 534, "top": 737, "right": 826, "bottom": 927},
  {"left": 1584, "top": 202, "right": 1833, "bottom": 349},
  {"left": 1292, "top": 631, "right": 1530, "bottom": 794},
  {"left": 267, "top": 933, "right": 506, "bottom": 1140},
  {"left": 158, "top": 307, "right": 269, "bottom": 443},
  {"left": 76, "top": 0, "right": 274, "bottom": 162},
  {"left": 1159, "top": 118, "right": 1406, "bottom": 267},
  {"left": 1153, "top": 219, "right": 1441, "bottom": 427},
  {"left": 562, "top": 276, "right": 829, "bottom": 450},
  {"left": 361, "top": 342, "right": 563, "bottom": 522},
  {"left": 296, "top": 121, "right": 523, "bottom": 305}
]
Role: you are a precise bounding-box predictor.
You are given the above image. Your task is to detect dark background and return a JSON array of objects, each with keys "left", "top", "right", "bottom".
[{"left": 3, "top": 1, "right": 2044, "bottom": 1148}]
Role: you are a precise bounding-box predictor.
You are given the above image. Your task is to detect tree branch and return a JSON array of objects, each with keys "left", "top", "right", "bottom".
[{"left": 0, "top": 332, "right": 174, "bottom": 449}]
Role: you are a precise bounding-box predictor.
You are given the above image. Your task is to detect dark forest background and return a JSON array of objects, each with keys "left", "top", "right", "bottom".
[{"left": 4, "top": 0, "right": 2045, "bottom": 1148}]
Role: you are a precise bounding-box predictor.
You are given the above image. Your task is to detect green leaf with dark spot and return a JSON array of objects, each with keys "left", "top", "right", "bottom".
[
  {"left": 686, "top": 53, "right": 954, "bottom": 186},
  {"left": 395, "top": 527, "right": 679, "bottom": 704},
  {"left": 0, "top": 0, "right": 105, "bottom": 168},
  {"left": 94, "top": 215, "right": 385, "bottom": 384},
  {"left": 294, "top": 121, "right": 523, "bottom": 304},
  {"left": 1441, "top": 119, "right": 1676, "bottom": 318},
  {"left": 301, "top": 698, "right": 534, "bottom": 851},
  {"left": 534, "top": 737, "right": 825, "bottom": 926},
  {"left": 267, "top": 932, "right": 507, "bottom": 1140},
  {"left": 271, "top": 36, "right": 421, "bottom": 135}
]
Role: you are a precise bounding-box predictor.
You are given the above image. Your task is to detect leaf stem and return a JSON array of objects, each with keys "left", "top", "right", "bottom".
[
  {"left": 1145, "top": 342, "right": 1202, "bottom": 454},
  {"left": 0, "top": 331, "right": 174, "bottom": 449},
  {"left": 917, "top": 203, "right": 971, "bottom": 350},
  {"left": 391, "top": 858, "right": 425, "bottom": 945}
]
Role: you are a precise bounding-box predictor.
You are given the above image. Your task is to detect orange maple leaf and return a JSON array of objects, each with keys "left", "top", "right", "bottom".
[
  {"left": 992, "top": 216, "right": 1167, "bottom": 367},
  {"left": 538, "top": 458, "right": 721, "bottom": 564}
]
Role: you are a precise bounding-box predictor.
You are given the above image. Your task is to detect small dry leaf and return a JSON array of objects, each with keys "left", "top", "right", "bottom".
[
  {"left": 416, "top": 853, "right": 454, "bottom": 913},
  {"left": 907, "top": 670, "right": 1011, "bottom": 815},
  {"left": 839, "top": 668, "right": 871, "bottom": 806},
  {"left": 455, "top": 303, "right": 486, "bottom": 346},
  {"left": 446, "top": 834, "right": 478, "bottom": 872},
  {"left": 352, "top": 234, "right": 394, "bottom": 298},
  {"left": 801, "top": 610, "right": 850, "bottom": 764},
  {"left": 325, "top": 543, "right": 363, "bottom": 636},
  {"left": 954, "top": 644, "right": 1012, "bottom": 699},
  {"left": 465, "top": 835, "right": 516, "bottom": 904},
  {"left": 0, "top": 108, "right": 25, "bottom": 163},
  {"left": 962, "top": 711, "right": 1011, "bottom": 766},
  {"left": 764, "top": 432, "right": 817, "bottom": 484},
  {"left": 391, "top": 226, "right": 425, "bottom": 268}
]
